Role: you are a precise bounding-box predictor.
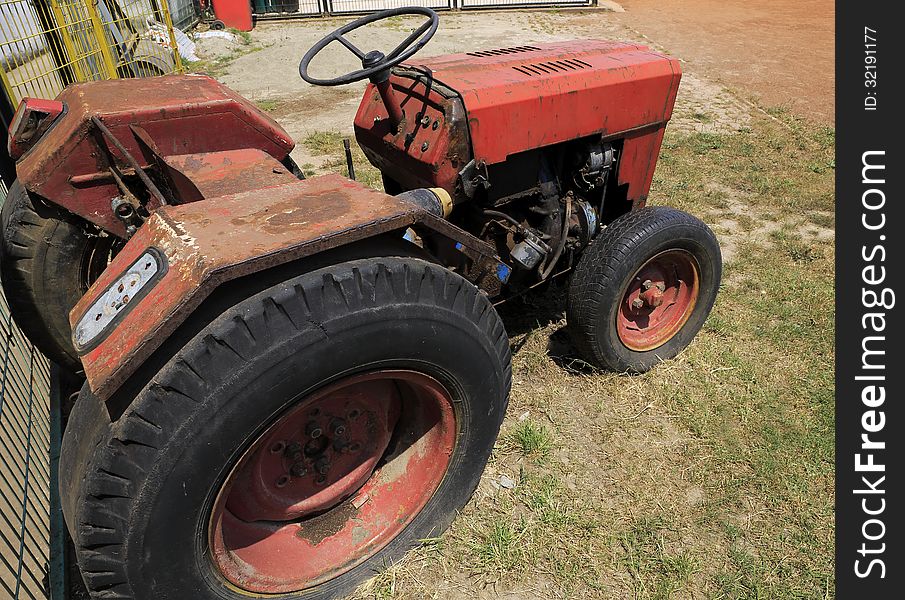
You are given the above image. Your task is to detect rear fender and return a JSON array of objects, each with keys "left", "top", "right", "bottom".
[
  {"left": 15, "top": 75, "right": 294, "bottom": 237},
  {"left": 69, "top": 174, "right": 507, "bottom": 402}
]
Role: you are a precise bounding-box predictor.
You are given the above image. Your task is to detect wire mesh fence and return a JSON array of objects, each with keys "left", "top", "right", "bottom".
[
  {"left": 169, "top": 0, "right": 197, "bottom": 29},
  {"left": 0, "top": 187, "right": 53, "bottom": 600},
  {"left": 0, "top": 0, "right": 183, "bottom": 108}
]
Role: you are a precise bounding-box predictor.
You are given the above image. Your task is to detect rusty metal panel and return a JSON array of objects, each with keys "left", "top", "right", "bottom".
[
  {"left": 16, "top": 74, "right": 295, "bottom": 236},
  {"left": 161, "top": 148, "right": 301, "bottom": 202},
  {"left": 353, "top": 73, "right": 470, "bottom": 202},
  {"left": 71, "top": 174, "right": 429, "bottom": 401}
]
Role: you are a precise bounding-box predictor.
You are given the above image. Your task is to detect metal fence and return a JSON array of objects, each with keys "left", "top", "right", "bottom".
[
  {"left": 0, "top": 183, "right": 54, "bottom": 600},
  {"left": 253, "top": 0, "right": 592, "bottom": 18},
  {"left": 0, "top": 0, "right": 183, "bottom": 109},
  {"left": 169, "top": 0, "right": 198, "bottom": 29}
]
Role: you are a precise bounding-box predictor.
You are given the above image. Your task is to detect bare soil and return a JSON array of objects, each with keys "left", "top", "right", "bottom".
[{"left": 613, "top": 0, "right": 835, "bottom": 124}]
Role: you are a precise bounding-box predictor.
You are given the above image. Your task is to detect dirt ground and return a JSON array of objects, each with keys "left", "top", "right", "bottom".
[
  {"left": 613, "top": 0, "right": 835, "bottom": 124},
  {"left": 186, "top": 6, "right": 835, "bottom": 599}
]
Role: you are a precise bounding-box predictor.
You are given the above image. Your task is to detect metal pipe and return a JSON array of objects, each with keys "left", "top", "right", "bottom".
[
  {"left": 91, "top": 116, "right": 168, "bottom": 206},
  {"left": 540, "top": 195, "right": 572, "bottom": 280},
  {"left": 374, "top": 78, "right": 404, "bottom": 133},
  {"left": 343, "top": 138, "right": 356, "bottom": 180}
]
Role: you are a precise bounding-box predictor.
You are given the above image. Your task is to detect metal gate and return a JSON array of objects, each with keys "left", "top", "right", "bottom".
[{"left": 253, "top": 0, "right": 592, "bottom": 19}]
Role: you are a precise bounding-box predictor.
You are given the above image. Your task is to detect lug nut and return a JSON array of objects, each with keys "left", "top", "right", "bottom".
[
  {"left": 284, "top": 441, "right": 302, "bottom": 461},
  {"left": 642, "top": 279, "right": 653, "bottom": 291},
  {"left": 330, "top": 418, "right": 347, "bottom": 436},
  {"left": 315, "top": 457, "right": 331, "bottom": 475},
  {"left": 306, "top": 422, "right": 323, "bottom": 439},
  {"left": 290, "top": 462, "right": 307, "bottom": 477},
  {"left": 631, "top": 298, "right": 644, "bottom": 309},
  {"left": 315, "top": 475, "right": 327, "bottom": 486}
]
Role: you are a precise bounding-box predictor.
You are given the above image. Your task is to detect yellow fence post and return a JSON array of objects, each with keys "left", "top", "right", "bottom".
[
  {"left": 160, "top": 0, "right": 184, "bottom": 73},
  {"left": 45, "top": 0, "right": 91, "bottom": 82},
  {"left": 83, "top": 0, "right": 119, "bottom": 79}
]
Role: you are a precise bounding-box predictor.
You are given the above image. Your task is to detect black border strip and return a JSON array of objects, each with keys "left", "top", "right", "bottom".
[{"left": 836, "top": 1, "right": 903, "bottom": 596}]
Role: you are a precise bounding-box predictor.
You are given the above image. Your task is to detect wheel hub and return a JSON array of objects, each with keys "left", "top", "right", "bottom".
[
  {"left": 617, "top": 250, "right": 700, "bottom": 352},
  {"left": 209, "top": 371, "right": 456, "bottom": 594},
  {"left": 225, "top": 381, "right": 399, "bottom": 522}
]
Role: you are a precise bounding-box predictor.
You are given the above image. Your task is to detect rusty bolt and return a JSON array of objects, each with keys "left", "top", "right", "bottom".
[
  {"left": 315, "top": 457, "right": 331, "bottom": 475},
  {"left": 290, "top": 462, "right": 307, "bottom": 477},
  {"left": 330, "top": 418, "right": 347, "bottom": 436},
  {"left": 315, "top": 475, "right": 327, "bottom": 486},
  {"left": 306, "top": 422, "right": 323, "bottom": 439},
  {"left": 642, "top": 279, "right": 654, "bottom": 291},
  {"left": 421, "top": 114, "right": 431, "bottom": 127},
  {"left": 284, "top": 441, "right": 302, "bottom": 458},
  {"left": 631, "top": 298, "right": 644, "bottom": 309},
  {"left": 421, "top": 141, "right": 430, "bottom": 152},
  {"left": 432, "top": 119, "right": 440, "bottom": 130}
]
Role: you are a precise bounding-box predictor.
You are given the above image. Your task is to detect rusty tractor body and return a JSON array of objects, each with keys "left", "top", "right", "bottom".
[{"left": 3, "top": 8, "right": 721, "bottom": 600}]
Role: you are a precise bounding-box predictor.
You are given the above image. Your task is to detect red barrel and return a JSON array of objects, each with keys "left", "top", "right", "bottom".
[{"left": 211, "top": 0, "right": 253, "bottom": 32}]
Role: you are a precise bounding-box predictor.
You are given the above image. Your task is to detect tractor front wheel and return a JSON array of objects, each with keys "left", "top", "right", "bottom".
[
  {"left": 567, "top": 206, "right": 721, "bottom": 372},
  {"left": 60, "top": 255, "right": 511, "bottom": 599}
]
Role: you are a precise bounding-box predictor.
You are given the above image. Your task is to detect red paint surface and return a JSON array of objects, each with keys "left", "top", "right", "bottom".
[
  {"left": 211, "top": 0, "right": 253, "bottom": 31},
  {"left": 69, "top": 174, "right": 430, "bottom": 401},
  {"left": 210, "top": 371, "right": 456, "bottom": 593},
  {"left": 617, "top": 250, "right": 700, "bottom": 351},
  {"left": 354, "top": 40, "right": 680, "bottom": 204}
]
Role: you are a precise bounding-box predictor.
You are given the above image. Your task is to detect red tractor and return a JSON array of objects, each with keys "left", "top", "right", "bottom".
[{"left": 1, "top": 8, "right": 719, "bottom": 599}]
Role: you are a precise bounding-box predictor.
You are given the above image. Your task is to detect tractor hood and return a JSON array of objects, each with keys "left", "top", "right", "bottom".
[{"left": 407, "top": 40, "right": 681, "bottom": 165}]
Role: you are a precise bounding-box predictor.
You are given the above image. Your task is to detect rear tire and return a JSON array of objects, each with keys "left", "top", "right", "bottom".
[
  {"left": 1, "top": 181, "right": 117, "bottom": 370},
  {"left": 61, "top": 255, "right": 511, "bottom": 599},
  {"left": 567, "top": 206, "right": 721, "bottom": 372}
]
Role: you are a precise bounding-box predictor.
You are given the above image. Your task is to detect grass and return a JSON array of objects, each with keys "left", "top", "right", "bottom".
[
  {"left": 301, "top": 107, "right": 835, "bottom": 598},
  {"left": 510, "top": 420, "right": 553, "bottom": 459}
]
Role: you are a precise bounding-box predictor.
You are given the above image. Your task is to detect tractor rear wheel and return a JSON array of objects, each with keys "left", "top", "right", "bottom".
[
  {"left": 60, "top": 255, "right": 510, "bottom": 600},
  {"left": 1, "top": 181, "right": 118, "bottom": 370},
  {"left": 567, "top": 206, "right": 721, "bottom": 372}
]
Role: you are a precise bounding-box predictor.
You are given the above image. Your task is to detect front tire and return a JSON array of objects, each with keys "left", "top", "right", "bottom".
[
  {"left": 567, "top": 206, "right": 721, "bottom": 372},
  {"left": 61, "top": 255, "right": 511, "bottom": 599}
]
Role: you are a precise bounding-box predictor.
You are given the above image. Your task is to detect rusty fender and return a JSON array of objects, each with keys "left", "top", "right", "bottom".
[{"left": 70, "top": 174, "right": 507, "bottom": 402}]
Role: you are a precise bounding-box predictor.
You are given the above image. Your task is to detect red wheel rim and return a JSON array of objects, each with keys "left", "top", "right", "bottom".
[
  {"left": 616, "top": 249, "right": 700, "bottom": 352},
  {"left": 209, "top": 371, "right": 456, "bottom": 594}
]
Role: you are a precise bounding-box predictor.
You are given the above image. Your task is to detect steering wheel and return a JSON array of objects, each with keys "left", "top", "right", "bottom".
[{"left": 298, "top": 7, "right": 439, "bottom": 87}]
